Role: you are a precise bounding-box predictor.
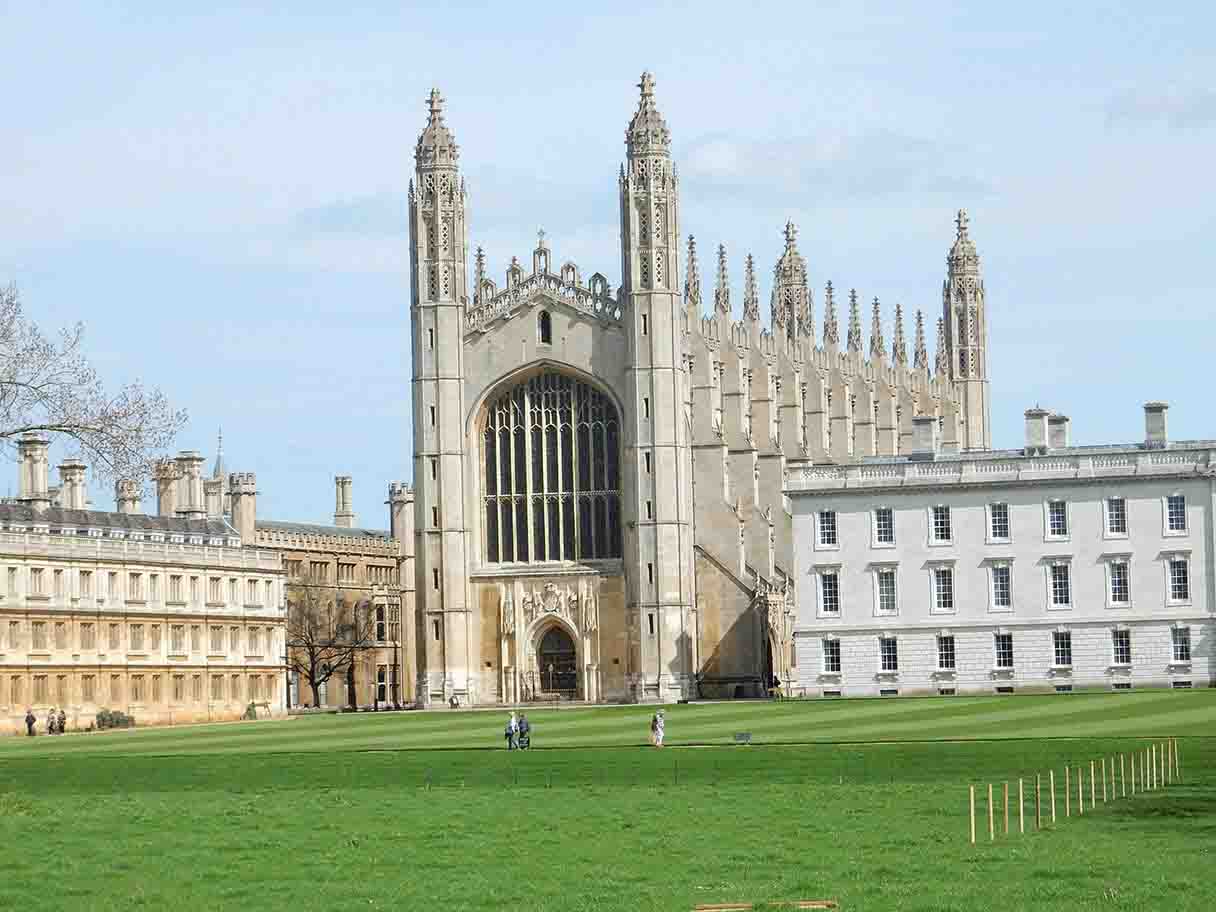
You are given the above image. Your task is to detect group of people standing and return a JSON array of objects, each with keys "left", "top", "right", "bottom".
[
  {"left": 503, "top": 711, "right": 532, "bottom": 750},
  {"left": 24, "top": 708, "right": 66, "bottom": 736}
]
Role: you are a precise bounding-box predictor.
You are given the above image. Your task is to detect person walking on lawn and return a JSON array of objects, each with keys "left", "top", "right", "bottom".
[{"left": 24, "top": 709, "right": 35, "bottom": 737}]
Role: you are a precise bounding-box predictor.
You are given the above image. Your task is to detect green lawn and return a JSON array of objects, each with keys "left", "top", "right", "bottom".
[{"left": 2, "top": 691, "right": 1214, "bottom": 911}]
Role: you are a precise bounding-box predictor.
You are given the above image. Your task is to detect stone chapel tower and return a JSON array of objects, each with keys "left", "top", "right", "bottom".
[
  {"left": 619, "top": 73, "right": 697, "bottom": 700},
  {"left": 408, "top": 89, "right": 472, "bottom": 705},
  {"left": 942, "top": 209, "right": 992, "bottom": 450}
]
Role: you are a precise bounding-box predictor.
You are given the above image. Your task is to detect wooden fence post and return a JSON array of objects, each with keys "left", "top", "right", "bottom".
[
  {"left": 1050, "top": 769, "right": 1057, "bottom": 823},
  {"left": 1161, "top": 741, "right": 1166, "bottom": 787},
  {"left": 1151, "top": 744, "right": 1157, "bottom": 790},
  {"left": 1065, "top": 766, "right": 1071, "bottom": 818},
  {"left": 1090, "top": 760, "right": 1096, "bottom": 808},
  {"left": 1036, "top": 774, "right": 1042, "bottom": 830},
  {"left": 1018, "top": 778, "right": 1024, "bottom": 834},
  {"left": 969, "top": 784, "right": 976, "bottom": 846},
  {"left": 1003, "top": 782, "right": 1009, "bottom": 835},
  {"left": 1175, "top": 738, "right": 1181, "bottom": 783},
  {"left": 988, "top": 783, "right": 995, "bottom": 841},
  {"left": 1077, "top": 766, "right": 1083, "bottom": 816},
  {"left": 1102, "top": 757, "right": 1108, "bottom": 802},
  {"left": 1121, "top": 753, "right": 1126, "bottom": 798}
]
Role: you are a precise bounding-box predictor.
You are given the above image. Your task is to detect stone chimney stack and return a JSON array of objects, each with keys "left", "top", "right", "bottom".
[
  {"left": 910, "top": 415, "right": 939, "bottom": 458},
  {"left": 17, "top": 432, "right": 52, "bottom": 513},
  {"left": 115, "top": 480, "right": 141, "bottom": 515},
  {"left": 229, "top": 472, "right": 257, "bottom": 543},
  {"left": 153, "top": 459, "right": 181, "bottom": 516},
  {"left": 175, "top": 451, "right": 206, "bottom": 520},
  {"left": 388, "top": 482, "right": 414, "bottom": 556},
  {"left": 57, "top": 458, "right": 88, "bottom": 510},
  {"left": 1144, "top": 401, "right": 1169, "bottom": 450},
  {"left": 334, "top": 475, "right": 355, "bottom": 527},
  {"left": 204, "top": 478, "right": 223, "bottom": 518},
  {"left": 1047, "top": 413, "right": 1071, "bottom": 450},
  {"left": 1024, "top": 407, "right": 1050, "bottom": 456}
]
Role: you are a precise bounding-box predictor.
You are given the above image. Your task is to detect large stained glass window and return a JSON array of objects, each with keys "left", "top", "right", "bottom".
[{"left": 482, "top": 372, "right": 621, "bottom": 563}]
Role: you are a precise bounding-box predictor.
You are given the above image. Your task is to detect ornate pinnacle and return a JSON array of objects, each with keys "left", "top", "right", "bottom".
[
  {"left": 713, "top": 244, "right": 731, "bottom": 316},
  {"left": 823, "top": 281, "right": 839, "bottom": 346},
  {"left": 473, "top": 246, "right": 486, "bottom": 302},
  {"left": 869, "top": 297, "right": 886, "bottom": 360},
  {"left": 934, "top": 317, "right": 949, "bottom": 375},
  {"left": 784, "top": 220, "right": 798, "bottom": 251},
  {"left": 955, "top": 208, "right": 969, "bottom": 240},
  {"left": 427, "top": 87, "right": 444, "bottom": 120},
  {"left": 626, "top": 71, "right": 670, "bottom": 157},
  {"left": 742, "top": 254, "right": 760, "bottom": 321},
  {"left": 846, "top": 289, "right": 863, "bottom": 353},
  {"left": 416, "top": 86, "right": 459, "bottom": 165},
  {"left": 892, "top": 303, "right": 907, "bottom": 365},
  {"left": 913, "top": 310, "right": 928, "bottom": 369},
  {"left": 684, "top": 235, "right": 702, "bottom": 313}
]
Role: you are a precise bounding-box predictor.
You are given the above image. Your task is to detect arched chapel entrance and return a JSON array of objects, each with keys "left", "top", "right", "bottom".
[{"left": 537, "top": 625, "right": 577, "bottom": 696}]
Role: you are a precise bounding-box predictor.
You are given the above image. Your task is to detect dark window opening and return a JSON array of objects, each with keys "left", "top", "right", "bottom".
[{"left": 538, "top": 310, "right": 552, "bottom": 344}]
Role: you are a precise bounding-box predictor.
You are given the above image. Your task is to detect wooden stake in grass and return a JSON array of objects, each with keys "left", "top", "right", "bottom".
[
  {"left": 1151, "top": 744, "right": 1156, "bottom": 791},
  {"left": 988, "top": 783, "right": 995, "bottom": 841},
  {"left": 1035, "top": 774, "right": 1042, "bottom": 830},
  {"left": 1166, "top": 739, "right": 1173, "bottom": 785},
  {"left": 970, "top": 784, "right": 976, "bottom": 846},
  {"left": 1018, "top": 778, "right": 1025, "bottom": 834},
  {"left": 1050, "top": 769, "right": 1057, "bottom": 824},
  {"left": 1003, "top": 782, "right": 1009, "bottom": 835},
  {"left": 1121, "top": 753, "right": 1126, "bottom": 798},
  {"left": 1102, "top": 757, "right": 1108, "bottom": 802},
  {"left": 1090, "top": 760, "right": 1096, "bottom": 808},
  {"left": 1064, "top": 766, "right": 1071, "bottom": 818},
  {"left": 1161, "top": 741, "right": 1166, "bottom": 788},
  {"left": 1077, "top": 766, "right": 1083, "bottom": 816},
  {"left": 1175, "top": 737, "right": 1181, "bottom": 783}
]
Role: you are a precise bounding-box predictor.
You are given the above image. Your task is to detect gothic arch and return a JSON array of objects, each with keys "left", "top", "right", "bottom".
[{"left": 474, "top": 366, "right": 623, "bottom": 565}]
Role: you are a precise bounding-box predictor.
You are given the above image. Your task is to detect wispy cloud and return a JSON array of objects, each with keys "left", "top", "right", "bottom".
[
  {"left": 1106, "top": 89, "right": 1216, "bottom": 129},
  {"left": 291, "top": 193, "right": 407, "bottom": 238},
  {"left": 681, "top": 130, "right": 993, "bottom": 203}
]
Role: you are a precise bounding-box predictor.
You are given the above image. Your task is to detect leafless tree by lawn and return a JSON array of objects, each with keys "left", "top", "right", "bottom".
[
  {"left": 0, "top": 282, "right": 186, "bottom": 483},
  {"left": 286, "top": 581, "right": 377, "bottom": 708}
]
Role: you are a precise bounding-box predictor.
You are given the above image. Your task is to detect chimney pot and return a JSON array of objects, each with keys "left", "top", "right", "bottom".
[
  {"left": 1144, "top": 401, "right": 1169, "bottom": 449},
  {"left": 1024, "top": 408, "right": 1050, "bottom": 455},
  {"left": 911, "top": 415, "right": 939, "bottom": 458},
  {"left": 1047, "top": 413, "right": 1071, "bottom": 450}
]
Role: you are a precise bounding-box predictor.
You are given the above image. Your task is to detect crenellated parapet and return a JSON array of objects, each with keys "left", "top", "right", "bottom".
[{"left": 465, "top": 232, "right": 621, "bottom": 333}]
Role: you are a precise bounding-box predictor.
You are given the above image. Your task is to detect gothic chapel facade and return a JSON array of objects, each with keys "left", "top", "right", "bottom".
[{"left": 408, "top": 74, "right": 991, "bottom": 706}]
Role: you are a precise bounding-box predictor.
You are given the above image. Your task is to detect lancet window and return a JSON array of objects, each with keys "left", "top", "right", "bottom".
[{"left": 482, "top": 371, "right": 622, "bottom": 563}]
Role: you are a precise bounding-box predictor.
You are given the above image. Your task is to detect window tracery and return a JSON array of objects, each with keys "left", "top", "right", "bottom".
[{"left": 482, "top": 372, "right": 622, "bottom": 563}]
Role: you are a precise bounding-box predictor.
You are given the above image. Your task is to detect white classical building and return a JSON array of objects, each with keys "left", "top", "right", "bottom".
[
  {"left": 787, "top": 403, "right": 1214, "bottom": 696},
  {"left": 0, "top": 433, "right": 287, "bottom": 734}
]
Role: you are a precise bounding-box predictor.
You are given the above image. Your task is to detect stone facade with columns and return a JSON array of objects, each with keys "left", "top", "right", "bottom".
[
  {"left": 0, "top": 434, "right": 287, "bottom": 735},
  {"left": 407, "top": 74, "right": 992, "bottom": 706},
  {"left": 788, "top": 402, "right": 1215, "bottom": 697}
]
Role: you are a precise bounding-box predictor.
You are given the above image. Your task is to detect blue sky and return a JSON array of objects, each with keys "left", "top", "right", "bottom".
[{"left": 2, "top": 2, "right": 1213, "bottom": 527}]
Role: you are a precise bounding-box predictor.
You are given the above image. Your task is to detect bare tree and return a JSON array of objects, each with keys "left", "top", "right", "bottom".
[
  {"left": 285, "top": 580, "right": 377, "bottom": 708},
  {"left": 0, "top": 282, "right": 186, "bottom": 483}
]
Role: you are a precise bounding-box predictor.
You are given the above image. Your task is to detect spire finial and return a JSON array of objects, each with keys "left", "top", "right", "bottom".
[
  {"left": 846, "top": 289, "right": 863, "bottom": 353},
  {"left": 913, "top": 310, "right": 928, "bottom": 369},
  {"left": 892, "top": 303, "right": 907, "bottom": 365},
  {"left": 537, "top": 227, "right": 546, "bottom": 248},
  {"left": 684, "top": 235, "right": 702, "bottom": 313},
  {"left": 823, "top": 281, "right": 839, "bottom": 346},
  {"left": 742, "top": 254, "right": 759, "bottom": 321},
  {"left": 427, "top": 87, "right": 444, "bottom": 120},
  {"left": 869, "top": 297, "right": 886, "bottom": 360},
  {"left": 784, "top": 220, "right": 798, "bottom": 250},
  {"left": 639, "top": 71, "right": 656, "bottom": 101},
  {"left": 934, "top": 316, "right": 949, "bottom": 375},
  {"left": 955, "top": 208, "right": 969, "bottom": 239},
  {"left": 713, "top": 244, "right": 731, "bottom": 316}
]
